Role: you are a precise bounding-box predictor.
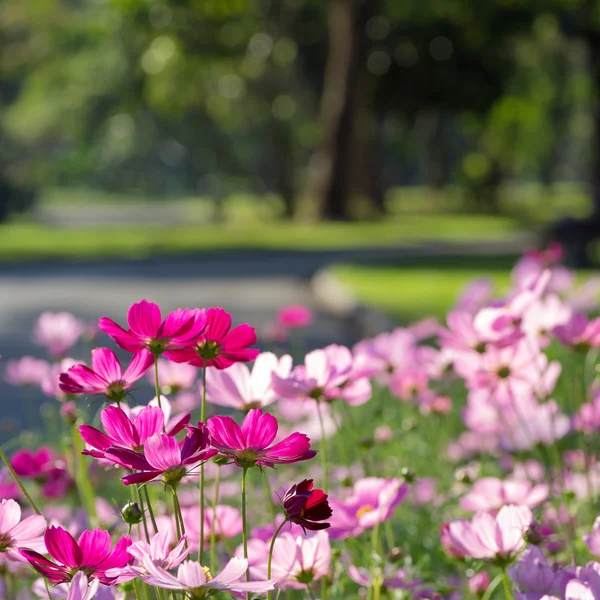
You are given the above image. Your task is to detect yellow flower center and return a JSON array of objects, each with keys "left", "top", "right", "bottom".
[{"left": 356, "top": 505, "right": 375, "bottom": 519}]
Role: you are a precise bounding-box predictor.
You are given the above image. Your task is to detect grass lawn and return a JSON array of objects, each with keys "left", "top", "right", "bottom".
[{"left": 0, "top": 214, "right": 522, "bottom": 262}]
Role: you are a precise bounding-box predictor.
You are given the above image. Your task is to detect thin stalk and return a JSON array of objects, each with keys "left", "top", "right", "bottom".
[
  {"left": 199, "top": 365, "right": 207, "bottom": 564},
  {"left": 44, "top": 578, "right": 52, "bottom": 599},
  {"left": 210, "top": 465, "right": 221, "bottom": 573},
  {"left": 481, "top": 573, "right": 504, "bottom": 600},
  {"left": 154, "top": 358, "right": 166, "bottom": 433},
  {"left": 369, "top": 523, "right": 382, "bottom": 600},
  {"left": 172, "top": 486, "right": 187, "bottom": 544},
  {"left": 136, "top": 485, "right": 150, "bottom": 543},
  {"left": 143, "top": 485, "right": 158, "bottom": 534},
  {"left": 71, "top": 423, "right": 98, "bottom": 525},
  {"left": 502, "top": 568, "right": 514, "bottom": 600},
  {"left": 267, "top": 519, "right": 289, "bottom": 600},
  {"left": 316, "top": 402, "right": 328, "bottom": 493},
  {"left": 132, "top": 578, "right": 143, "bottom": 600},
  {"left": 241, "top": 467, "right": 250, "bottom": 599},
  {"left": 0, "top": 447, "right": 41, "bottom": 515}
]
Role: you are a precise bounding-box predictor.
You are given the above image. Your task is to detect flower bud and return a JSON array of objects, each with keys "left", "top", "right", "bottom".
[
  {"left": 401, "top": 467, "right": 415, "bottom": 483},
  {"left": 121, "top": 502, "right": 143, "bottom": 525}
]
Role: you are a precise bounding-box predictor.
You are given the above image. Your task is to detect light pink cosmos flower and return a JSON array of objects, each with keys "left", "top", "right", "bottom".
[
  {"left": 79, "top": 404, "right": 190, "bottom": 461},
  {"left": 32, "top": 574, "right": 125, "bottom": 600},
  {"left": 181, "top": 505, "right": 242, "bottom": 552},
  {"left": 353, "top": 329, "right": 417, "bottom": 380},
  {"left": 165, "top": 307, "right": 259, "bottom": 369},
  {"left": 574, "top": 394, "right": 600, "bottom": 434},
  {"left": 141, "top": 557, "right": 274, "bottom": 595},
  {"left": 584, "top": 517, "right": 600, "bottom": 557},
  {"left": 272, "top": 345, "right": 371, "bottom": 406},
  {"left": 277, "top": 305, "right": 313, "bottom": 329},
  {"left": 206, "top": 408, "right": 316, "bottom": 468},
  {"left": 99, "top": 300, "right": 206, "bottom": 355},
  {"left": 460, "top": 477, "right": 549, "bottom": 513},
  {"left": 34, "top": 312, "right": 83, "bottom": 357},
  {"left": 454, "top": 278, "right": 494, "bottom": 314},
  {"left": 446, "top": 504, "right": 532, "bottom": 560},
  {"left": 0, "top": 499, "right": 46, "bottom": 561},
  {"left": 59, "top": 348, "right": 154, "bottom": 402},
  {"left": 328, "top": 477, "right": 407, "bottom": 539},
  {"left": 521, "top": 294, "right": 572, "bottom": 347},
  {"left": 205, "top": 352, "right": 292, "bottom": 410},
  {"left": 148, "top": 359, "right": 197, "bottom": 393},
  {"left": 554, "top": 314, "right": 600, "bottom": 351},
  {"left": 20, "top": 526, "right": 133, "bottom": 585},
  {"left": 5, "top": 356, "right": 50, "bottom": 386},
  {"left": 468, "top": 572, "right": 491, "bottom": 594},
  {"left": 248, "top": 531, "right": 331, "bottom": 589},
  {"left": 105, "top": 424, "right": 216, "bottom": 485}
]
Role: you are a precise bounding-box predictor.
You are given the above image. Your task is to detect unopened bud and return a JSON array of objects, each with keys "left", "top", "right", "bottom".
[
  {"left": 121, "top": 502, "right": 143, "bottom": 525},
  {"left": 401, "top": 467, "right": 415, "bottom": 483},
  {"left": 388, "top": 547, "right": 404, "bottom": 563},
  {"left": 524, "top": 521, "right": 544, "bottom": 545}
]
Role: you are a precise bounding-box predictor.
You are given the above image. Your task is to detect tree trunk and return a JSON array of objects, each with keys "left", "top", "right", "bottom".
[{"left": 305, "top": 0, "right": 377, "bottom": 220}]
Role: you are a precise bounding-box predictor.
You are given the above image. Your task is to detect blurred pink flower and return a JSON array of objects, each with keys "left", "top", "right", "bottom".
[
  {"left": 149, "top": 359, "right": 197, "bottom": 393},
  {"left": 509, "top": 546, "right": 570, "bottom": 597},
  {"left": 460, "top": 477, "right": 548, "bottom": 512},
  {"left": 205, "top": 351, "right": 292, "bottom": 410},
  {"left": 468, "top": 572, "right": 490, "bottom": 595},
  {"left": 277, "top": 305, "right": 313, "bottom": 329},
  {"left": 41, "top": 358, "right": 79, "bottom": 400},
  {"left": 5, "top": 356, "right": 50, "bottom": 386},
  {"left": 348, "top": 564, "right": 422, "bottom": 590},
  {"left": 181, "top": 504, "right": 242, "bottom": 552},
  {"left": 554, "top": 314, "right": 600, "bottom": 351},
  {"left": 584, "top": 517, "right": 600, "bottom": 557},
  {"left": 34, "top": 312, "right": 83, "bottom": 357},
  {"left": 446, "top": 504, "right": 532, "bottom": 560}
]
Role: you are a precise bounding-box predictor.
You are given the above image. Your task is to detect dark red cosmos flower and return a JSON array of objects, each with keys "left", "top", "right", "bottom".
[{"left": 283, "top": 479, "right": 332, "bottom": 531}]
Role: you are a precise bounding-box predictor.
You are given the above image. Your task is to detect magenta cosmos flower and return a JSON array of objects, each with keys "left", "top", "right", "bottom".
[
  {"left": 165, "top": 307, "right": 259, "bottom": 369},
  {"left": 206, "top": 408, "right": 316, "bottom": 468},
  {"left": 79, "top": 404, "right": 190, "bottom": 460},
  {"left": 59, "top": 348, "right": 154, "bottom": 403},
  {"left": 105, "top": 424, "right": 216, "bottom": 486},
  {"left": 0, "top": 499, "right": 46, "bottom": 561},
  {"left": 99, "top": 299, "right": 206, "bottom": 355},
  {"left": 446, "top": 504, "right": 532, "bottom": 560},
  {"left": 277, "top": 305, "right": 313, "bottom": 329},
  {"left": 19, "top": 526, "right": 132, "bottom": 585},
  {"left": 142, "top": 557, "right": 274, "bottom": 596},
  {"left": 282, "top": 479, "right": 332, "bottom": 531}
]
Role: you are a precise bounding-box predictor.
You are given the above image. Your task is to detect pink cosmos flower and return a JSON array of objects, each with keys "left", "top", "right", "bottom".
[
  {"left": 31, "top": 573, "right": 124, "bottom": 599},
  {"left": 248, "top": 531, "right": 331, "bottom": 589},
  {"left": 206, "top": 408, "right": 316, "bottom": 468},
  {"left": 149, "top": 359, "right": 197, "bottom": 393},
  {"left": 521, "top": 295, "right": 572, "bottom": 347},
  {"left": 348, "top": 565, "right": 422, "bottom": 590},
  {"left": 454, "top": 278, "right": 494, "bottom": 314},
  {"left": 554, "top": 314, "right": 600, "bottom": 351},
  {"left": 277, "top": 305, "right": 313, "bottom": 329},
  {"left": 34, "top": 312, "right": 83, "bottom": 357},
  {"left": 205, "top": 352, "right": 292, "bottom": 410},
  {"left": 574, "top": 395, "right": 600, "bottom": 433},
  {"left": 20, "top": 526, "right": 132, "bottom": 585},
  {"left": 0, "top": 499, "right": 46, "bottom": 561},
  {"left": 12, "top": 447, "right": 54, "bottom": 479},
  {"left": 79, "top": 404, "right": 190, "bottom": 460},
  {"left": 165, "top": 307, "right": 258, "bottom": 369},
  {"left": 328, "top": 478, "right": 407, "bottom": 539},
  {"left": 141, "top": 557, "right": 274, "bottom": 595},
  {"left": 584, "top": 517, "right": 600, "bottom": 557},
  {"left": 468, "top": 572, "right": 491, "bottom": 594},
  {"left": 272, "top": 345, "right": 372, "bottom": 406},
  {"left": 59, "top": 348, "right": 154, "bottom": 402},
  {"left": 460, "top": 477, "right": 549, "bottom": 512},
  {"left": 105, "top": 424, "right": 216, "bottom": 486},
  {"left": 353, "top": 329, "right": 417, "bottom": 380},
  {"left": 99, "top": 300, "right": 206, "bottom": 354},
  {"left": 446, "top": 504, "right": 532, "bottom": 560},
  {"left": 4, "top": 356, "right": 50, "bottom": 387}
]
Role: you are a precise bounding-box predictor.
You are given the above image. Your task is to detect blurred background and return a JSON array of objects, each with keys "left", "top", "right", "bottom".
[{"left": 3, "top": 0, "right": 600, "bottom": 433}]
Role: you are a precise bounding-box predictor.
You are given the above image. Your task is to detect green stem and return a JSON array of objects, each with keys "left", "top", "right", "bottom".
[
  {"left": 154, "top": 358, "right": 166, "bottom": 433},
  {"left": 71, "top": 423, "right": 98, "bottom": 525},
  {"left": 481, "top": 573, "right": 504, "bottom": 600},
  {"left": 132, "top": 578, "right": 143, "bottom": 600},
  {"left": 241, "top": 467, "right": 250, "bottom": 599},
  {"left": 136, "top": 485, "right": 150, "bottom": 542},
  {"left": 0, "top": 447, "right": 41, "bottom": 515},
  {"left": 502, "top": 568, "right": 514, "bottom": 600},
  {"left": 267, "top": 519, "right": 289, "bottom": 600},
  {"left": 199, "top": 365, "right": 207, "bottom": 564},
  {"left": 143, "top": 485, "right": 158, "bottom": 534},
  {"left": 44, "top": 578, "right": 52, "bottom": 599},
  {"left": 316, "top": 402, "right": 328, "bottom": 493},
  {"left": 369, "top": 523, "right": 382, "bottom": 600},
  {"left": 210, "top": 465, "right": 221, "bottom": 573}
]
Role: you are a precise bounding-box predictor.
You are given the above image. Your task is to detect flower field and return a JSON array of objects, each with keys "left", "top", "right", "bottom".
[{"left": 3, "top": 244, "right": 600, "bottom": 599}]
